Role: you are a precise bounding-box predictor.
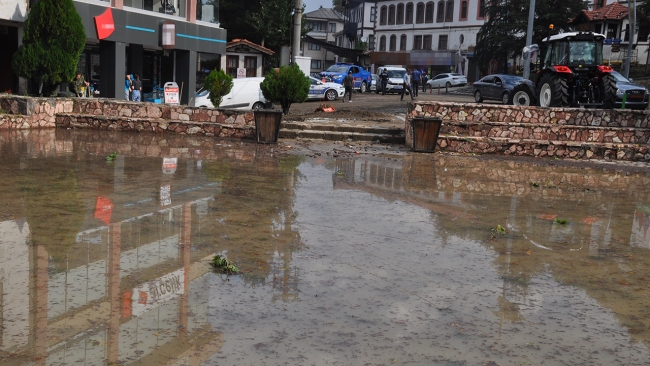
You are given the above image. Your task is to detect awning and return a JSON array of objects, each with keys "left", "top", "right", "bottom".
[{"left": 303, "top": 35, "right": 365, "bottom": 60}]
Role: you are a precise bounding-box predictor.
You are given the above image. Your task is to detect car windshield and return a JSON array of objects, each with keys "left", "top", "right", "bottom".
[
  {"left": 325, "top": 65, "right": 350, "bottom": 73},
  {"left": 610, "top": 71, "right": 631, "bottom": 83},
  {"left": 501, "top": 75, "right": 521, "bottom": 85},
  {"left": 388, "top": 70, "right": 406, "bottom": 78}
]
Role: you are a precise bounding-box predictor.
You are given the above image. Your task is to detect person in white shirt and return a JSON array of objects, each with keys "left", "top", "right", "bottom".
[{"left": 400, "top": 69, "right": 414, "bottom": 101}]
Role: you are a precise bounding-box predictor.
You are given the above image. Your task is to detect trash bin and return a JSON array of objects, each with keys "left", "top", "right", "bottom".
[
  {"left": 411, "top": 117, "right": 442, "bottom": 153},
  {"left": 254, "top": 110, "right": 283, "bottom": 144}
]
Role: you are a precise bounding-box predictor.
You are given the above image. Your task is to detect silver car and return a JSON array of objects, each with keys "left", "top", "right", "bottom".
[{"left": 426, "top": 73, "right": 468, "bottom": 90}]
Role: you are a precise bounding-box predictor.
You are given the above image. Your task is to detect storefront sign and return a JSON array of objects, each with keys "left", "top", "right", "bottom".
[
  {"left": 130, "top": 268, "right": 185, "bottom": 317},
  {"left": 164, "top": 82, "right": 180, "bottom": 104},
  {"left": 94, "top": 8, "right": 115, "bottom": 40}
]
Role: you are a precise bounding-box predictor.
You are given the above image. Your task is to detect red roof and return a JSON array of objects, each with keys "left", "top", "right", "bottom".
[
  {"left": 580, "top": 2, "right": 628, "bottom": 21},
  {"left": 226, "top": 39, "right": 275, "bottom": 55}
]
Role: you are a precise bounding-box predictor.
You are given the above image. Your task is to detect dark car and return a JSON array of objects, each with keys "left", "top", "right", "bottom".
[
  {"left": 318, "top": 63, "right": 372, "bottom": 93},
  {"left": 610, "top": 71, "right": 649, "bottom": 109},
  {"left": 473, "top": 74, "right": 523, "bottom": 104}
]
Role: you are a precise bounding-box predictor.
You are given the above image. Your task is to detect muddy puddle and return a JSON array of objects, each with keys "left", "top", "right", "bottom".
[{"left": 1, "top": 129, "right": 649, "bottom": 365}]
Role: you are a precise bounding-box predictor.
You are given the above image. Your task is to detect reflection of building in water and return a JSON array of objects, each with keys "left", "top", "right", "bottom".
[{"left": 631, "top": 205, "right": 650, "bottom": 250}]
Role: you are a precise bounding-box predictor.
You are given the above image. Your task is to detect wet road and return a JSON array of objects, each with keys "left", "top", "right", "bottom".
[{"left": 0, "top": 129, "right": 649, "bottom": 365}]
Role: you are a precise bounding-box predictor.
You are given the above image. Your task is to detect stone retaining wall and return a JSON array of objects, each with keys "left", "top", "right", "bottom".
[
  {"left": 0, "top": 95, "right": 256, "bottom": 139},
  {"left": 407, "top": 102, "right": 650, "bottom": 161}
]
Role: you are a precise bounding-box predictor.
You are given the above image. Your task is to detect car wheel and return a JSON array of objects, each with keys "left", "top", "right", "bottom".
[
  {"left": 501, "top": 92, "right": 510, "bottom": 105},
  {"left": 511, "top": 84, "right": 536, "bottom": 106},
  {"left": 252, "top": 102, "right": 265, "bottom": 111},
  {"left": 537, "top": 73, "right": 568, "bottom": 107},
  {"left": 474, "top": 90, "right": 483, "bottom": 103},
  {"left": 325, "top": 89, "right": 337, "bottom": 101},
  {"left": 446, "top": 81, "right": 452, "bottom": 89},
  {"left": 359, "top": 81, "right": 367, "bottom": 93}
]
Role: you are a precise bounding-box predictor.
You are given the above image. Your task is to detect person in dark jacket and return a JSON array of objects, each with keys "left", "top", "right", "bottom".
[
  {"left": 342, "top": 71, "right": 354, "bottom": 102},
  {"left": 131, "top": 74, "right": 142, "bottom": 102},
  {"left": 379, "top": 69, "right": 389, "bottom": 95}
]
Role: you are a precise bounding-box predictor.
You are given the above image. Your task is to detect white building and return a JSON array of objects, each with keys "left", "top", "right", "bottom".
[
  {"left": 303, "top": 7, "right": 345, "bottom": 75},
  {"left": 0, "top": 0, "right": 28, "bottom": 93}
]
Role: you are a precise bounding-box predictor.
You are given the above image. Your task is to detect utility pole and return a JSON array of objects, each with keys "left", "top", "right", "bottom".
[
  {"left": 292, "top": 0, "right": 303, "bottom": 64},
  {"left": 522, "top": 0, "right": 536, "bottom": 80},
  {"left": 624, "top": 0, "right": 635, "bottom": 78}
]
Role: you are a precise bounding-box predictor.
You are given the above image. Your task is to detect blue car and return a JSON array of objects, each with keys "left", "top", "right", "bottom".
[{"left": 318, "top": 63, "right": 372, "bottom": 93}]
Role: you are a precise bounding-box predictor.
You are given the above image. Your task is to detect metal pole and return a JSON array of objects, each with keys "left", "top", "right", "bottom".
[
  {"left": 624, "top": 0, "right": 635, "bottom": 78},
  {"left": 292, "top": 0, "right": 303, "bottom": 64},
  {"left": 522, "top": 0, "right": 536, "bottom": 80}
]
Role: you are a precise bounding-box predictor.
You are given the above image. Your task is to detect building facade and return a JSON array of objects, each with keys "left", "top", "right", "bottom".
[
  {"left": 303, "top": 7, "right": 345, "bottom": 75},
  {"left": 0, "top": 0, "right": 28, "bottom": 94}
]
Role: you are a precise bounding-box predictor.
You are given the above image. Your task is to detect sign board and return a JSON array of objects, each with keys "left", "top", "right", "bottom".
[
  {"left": 237, "top": 68, "right": 246, "bottom": 78},
  {"left": 131, "top": 268, "right": 185, "bottom": 317},
  {"left": 164, "top": 81, "right": 180, "bottom": 104}
]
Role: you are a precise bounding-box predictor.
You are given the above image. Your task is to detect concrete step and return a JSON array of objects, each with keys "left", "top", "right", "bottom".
[{"left": 279, "top": 121, "right": 405, "bottom": 143}]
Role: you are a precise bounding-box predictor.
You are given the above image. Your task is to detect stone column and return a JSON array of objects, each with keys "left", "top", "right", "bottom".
[
  {"left": 100, "top": 41, "right": 126, "bottom": 99},
  {"left": 175, "top": 50, "right": 197, "bottom": 106}
]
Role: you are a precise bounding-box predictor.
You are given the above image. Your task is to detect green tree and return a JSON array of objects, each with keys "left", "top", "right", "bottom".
[
  {"left": 474, "top": 0, "right": 586, "bottom": 75},
  {"left": 638, "top": 1, "right": 650, "bottom": 43},
  {"left": 12, "top": 0, "right": 86, "bottom": 96},
  {"left": 332, "top": 0, "right": 344, "bottom": 13},
  {"left": 260, "top": 64, "right": 310, "bottom": 115},
  {"left": 204, "top": 69, "right": 234, "bottom": 108}
]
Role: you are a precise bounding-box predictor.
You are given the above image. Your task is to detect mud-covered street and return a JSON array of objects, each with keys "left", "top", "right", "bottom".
[{"left": 1, "top": 129, "right": 649, "bottom": 365}]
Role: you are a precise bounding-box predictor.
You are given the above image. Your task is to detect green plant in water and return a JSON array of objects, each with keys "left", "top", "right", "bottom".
[
  {"left": 554, "top": 218, "right": 567, "bottom": 225},
  {"left": 106, "top": 151, "right": 118, "bottom": 161},
  {"left": 529, "top": 182, "right": 539, "bottom": 187},
  {"left": 490, "top": 224, "right": 507, "bottom": 240},
  {"left": 211, "top": 254, "right": 240, "bottom": 274}
]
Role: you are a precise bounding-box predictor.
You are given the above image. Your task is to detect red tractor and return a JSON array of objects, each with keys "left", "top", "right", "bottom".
[{"left": 511, "top": 31, "right": 617, "bottom": 108}]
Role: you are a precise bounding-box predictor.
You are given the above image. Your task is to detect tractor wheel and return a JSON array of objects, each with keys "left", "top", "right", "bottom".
[
  {"left": 510, "top": 84, "right": 536, "bottom": 106},
  {"left": 598, "top": 74, "right": 617, "bottom": 109},
  {"left": 537, "top": 74, "right": 568, "bottom": 107}
]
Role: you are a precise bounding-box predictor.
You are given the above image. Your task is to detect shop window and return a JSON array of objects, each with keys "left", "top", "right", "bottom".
[
  {"left": 390, "top": 35, "right": 397, "bottom": 51},
  {"left": 380, "top": 6, "right": 387, "bottom": 25},
  {"left": 380, "top": 36, "right": 387, "bottom": 51},
  {"left": 226, "top": 55, "right": 238, "bottom": 77},
  {"left": 311, "top": 60, "right": 322, "bottom": 69},
  {"left": 406, "top": 3, "right": 414, "bottom": 24},
  {"left": 416, "top": 2, "right": 425, "bottom": 23},
  {"left": 397, "top": 3, "right": 404, "bottom": 24},
  {"left": 400, "top": 34, "right": 407, "bottom": 50},
  {"left": 425, "top": 2, "right": 434, "bottom": 23}
]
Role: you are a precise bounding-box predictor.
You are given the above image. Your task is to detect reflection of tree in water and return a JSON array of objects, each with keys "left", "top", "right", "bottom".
[{"left": 202, "top": 154, "right": 304, "bottom": 300}]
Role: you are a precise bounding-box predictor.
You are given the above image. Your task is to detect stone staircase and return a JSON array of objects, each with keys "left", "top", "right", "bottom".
[{"left": 279, "top": 121, "right": 405, "bottom": 143}]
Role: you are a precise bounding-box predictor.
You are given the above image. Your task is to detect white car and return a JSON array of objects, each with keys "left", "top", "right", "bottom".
[
  {"left": 195, "top": 77, "right": 272, "bottom": 110},
  {"left": 426, "top": 73, "right": 468, "bottom": 90},
  {"left": 308, "top": 76, "right": 345, "bottom": 101}
]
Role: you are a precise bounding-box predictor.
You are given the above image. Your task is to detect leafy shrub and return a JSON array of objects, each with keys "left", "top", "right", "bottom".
[
  {"left": 12, "top": 0, "right": 86, "bottom": 96},
  {"left": 204, "top": 69, "right": 234, "bottom": 108},
  {"left": 260, "top": 63, "right": 310, "bottom": 115}
]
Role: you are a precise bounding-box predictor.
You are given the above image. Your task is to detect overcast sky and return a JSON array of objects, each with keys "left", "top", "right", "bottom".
[{"left": 304, "top": 0, "right": 335, "bottom": 13}]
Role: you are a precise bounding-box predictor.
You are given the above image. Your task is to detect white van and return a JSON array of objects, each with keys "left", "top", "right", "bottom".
[
  {"left": 194, "top": 77, "right": 273, "bottom": 110},
  {"left": 376, "top": 66, "right": 407, "bottom": 94}
]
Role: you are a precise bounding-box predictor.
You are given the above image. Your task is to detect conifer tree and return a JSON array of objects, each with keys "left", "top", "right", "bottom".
[{"left": 12, "top": 0, "right": 86, "bottom": 96}]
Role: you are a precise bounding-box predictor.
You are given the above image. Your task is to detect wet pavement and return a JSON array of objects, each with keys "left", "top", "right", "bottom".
[{"left": 1, "top": 129, "right": 650, "bottom": 365}]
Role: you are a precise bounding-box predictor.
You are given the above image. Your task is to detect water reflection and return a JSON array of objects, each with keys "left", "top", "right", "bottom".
[{"left": 0, "top": 129, "right": 649, "bottom": 364}]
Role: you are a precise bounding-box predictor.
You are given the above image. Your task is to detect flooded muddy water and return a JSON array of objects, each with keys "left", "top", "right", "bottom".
[{"left": 1, "top": 129, "right": 649, "bottom": 366}]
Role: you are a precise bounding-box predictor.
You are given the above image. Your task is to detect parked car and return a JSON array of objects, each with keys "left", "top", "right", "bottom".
[
  {"left": 308, "top": 76, "right": 345, "bottom": 101},
  {"left": 426, "top": 73, "right": 468, "bottom": 90},
  {"left": 610, "top": 71, "right": 649, "bottom": 109},
  {"left": 318, "top": 63, "right": 372, "bottom": 93},
  {"left": 375, "top": 66, "right": 408, "bottom": 94},
  {"left": 368, "top": 74, "right": 378, "bottom": 93},
  {"left": 473, "top": 74, "right": 523, "bottom": 104},
  {"left": 195, "top": 77, "right": 273, "bottom": 110}
]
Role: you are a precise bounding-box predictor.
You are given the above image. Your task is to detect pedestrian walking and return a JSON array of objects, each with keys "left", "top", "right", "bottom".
[
  {"left": 125, "top": 73, "right": 132, "bottom": 101},
  {"left": 421, "top": 70, "right": 428, "bottom": 92},
  {"left": 411, "top": 68, "right": 421, "bottom": 97},
  {"left": 379, "top": 68, "right": 389, "bottom": 95},
  {"left": 343, "top": 71, "right": 354, "bottom": 102},
  {"left": 400, "top": 69, "right": 414, "bottom": 101},
  {"left": 131, "top": 74, "right": 142, "bottom": 102}
]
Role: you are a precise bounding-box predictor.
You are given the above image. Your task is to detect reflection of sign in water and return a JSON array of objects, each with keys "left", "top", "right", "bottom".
[
  {"left": 93, "top": 196, "right": 113, "bottom": 225},
  {"left": 163, "top": 157, "right": 177, "bottom": 174},
  {"left": 131, "top": 268, "right": 185, "bottom": 317},
  {"left": 160, "top": 185, "right": 171, "bottom": 206}
]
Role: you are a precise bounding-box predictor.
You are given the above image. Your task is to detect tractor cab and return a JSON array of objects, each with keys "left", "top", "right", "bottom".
[{"left": 542, "top": 32, "right": 604, "bottom": 67}]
